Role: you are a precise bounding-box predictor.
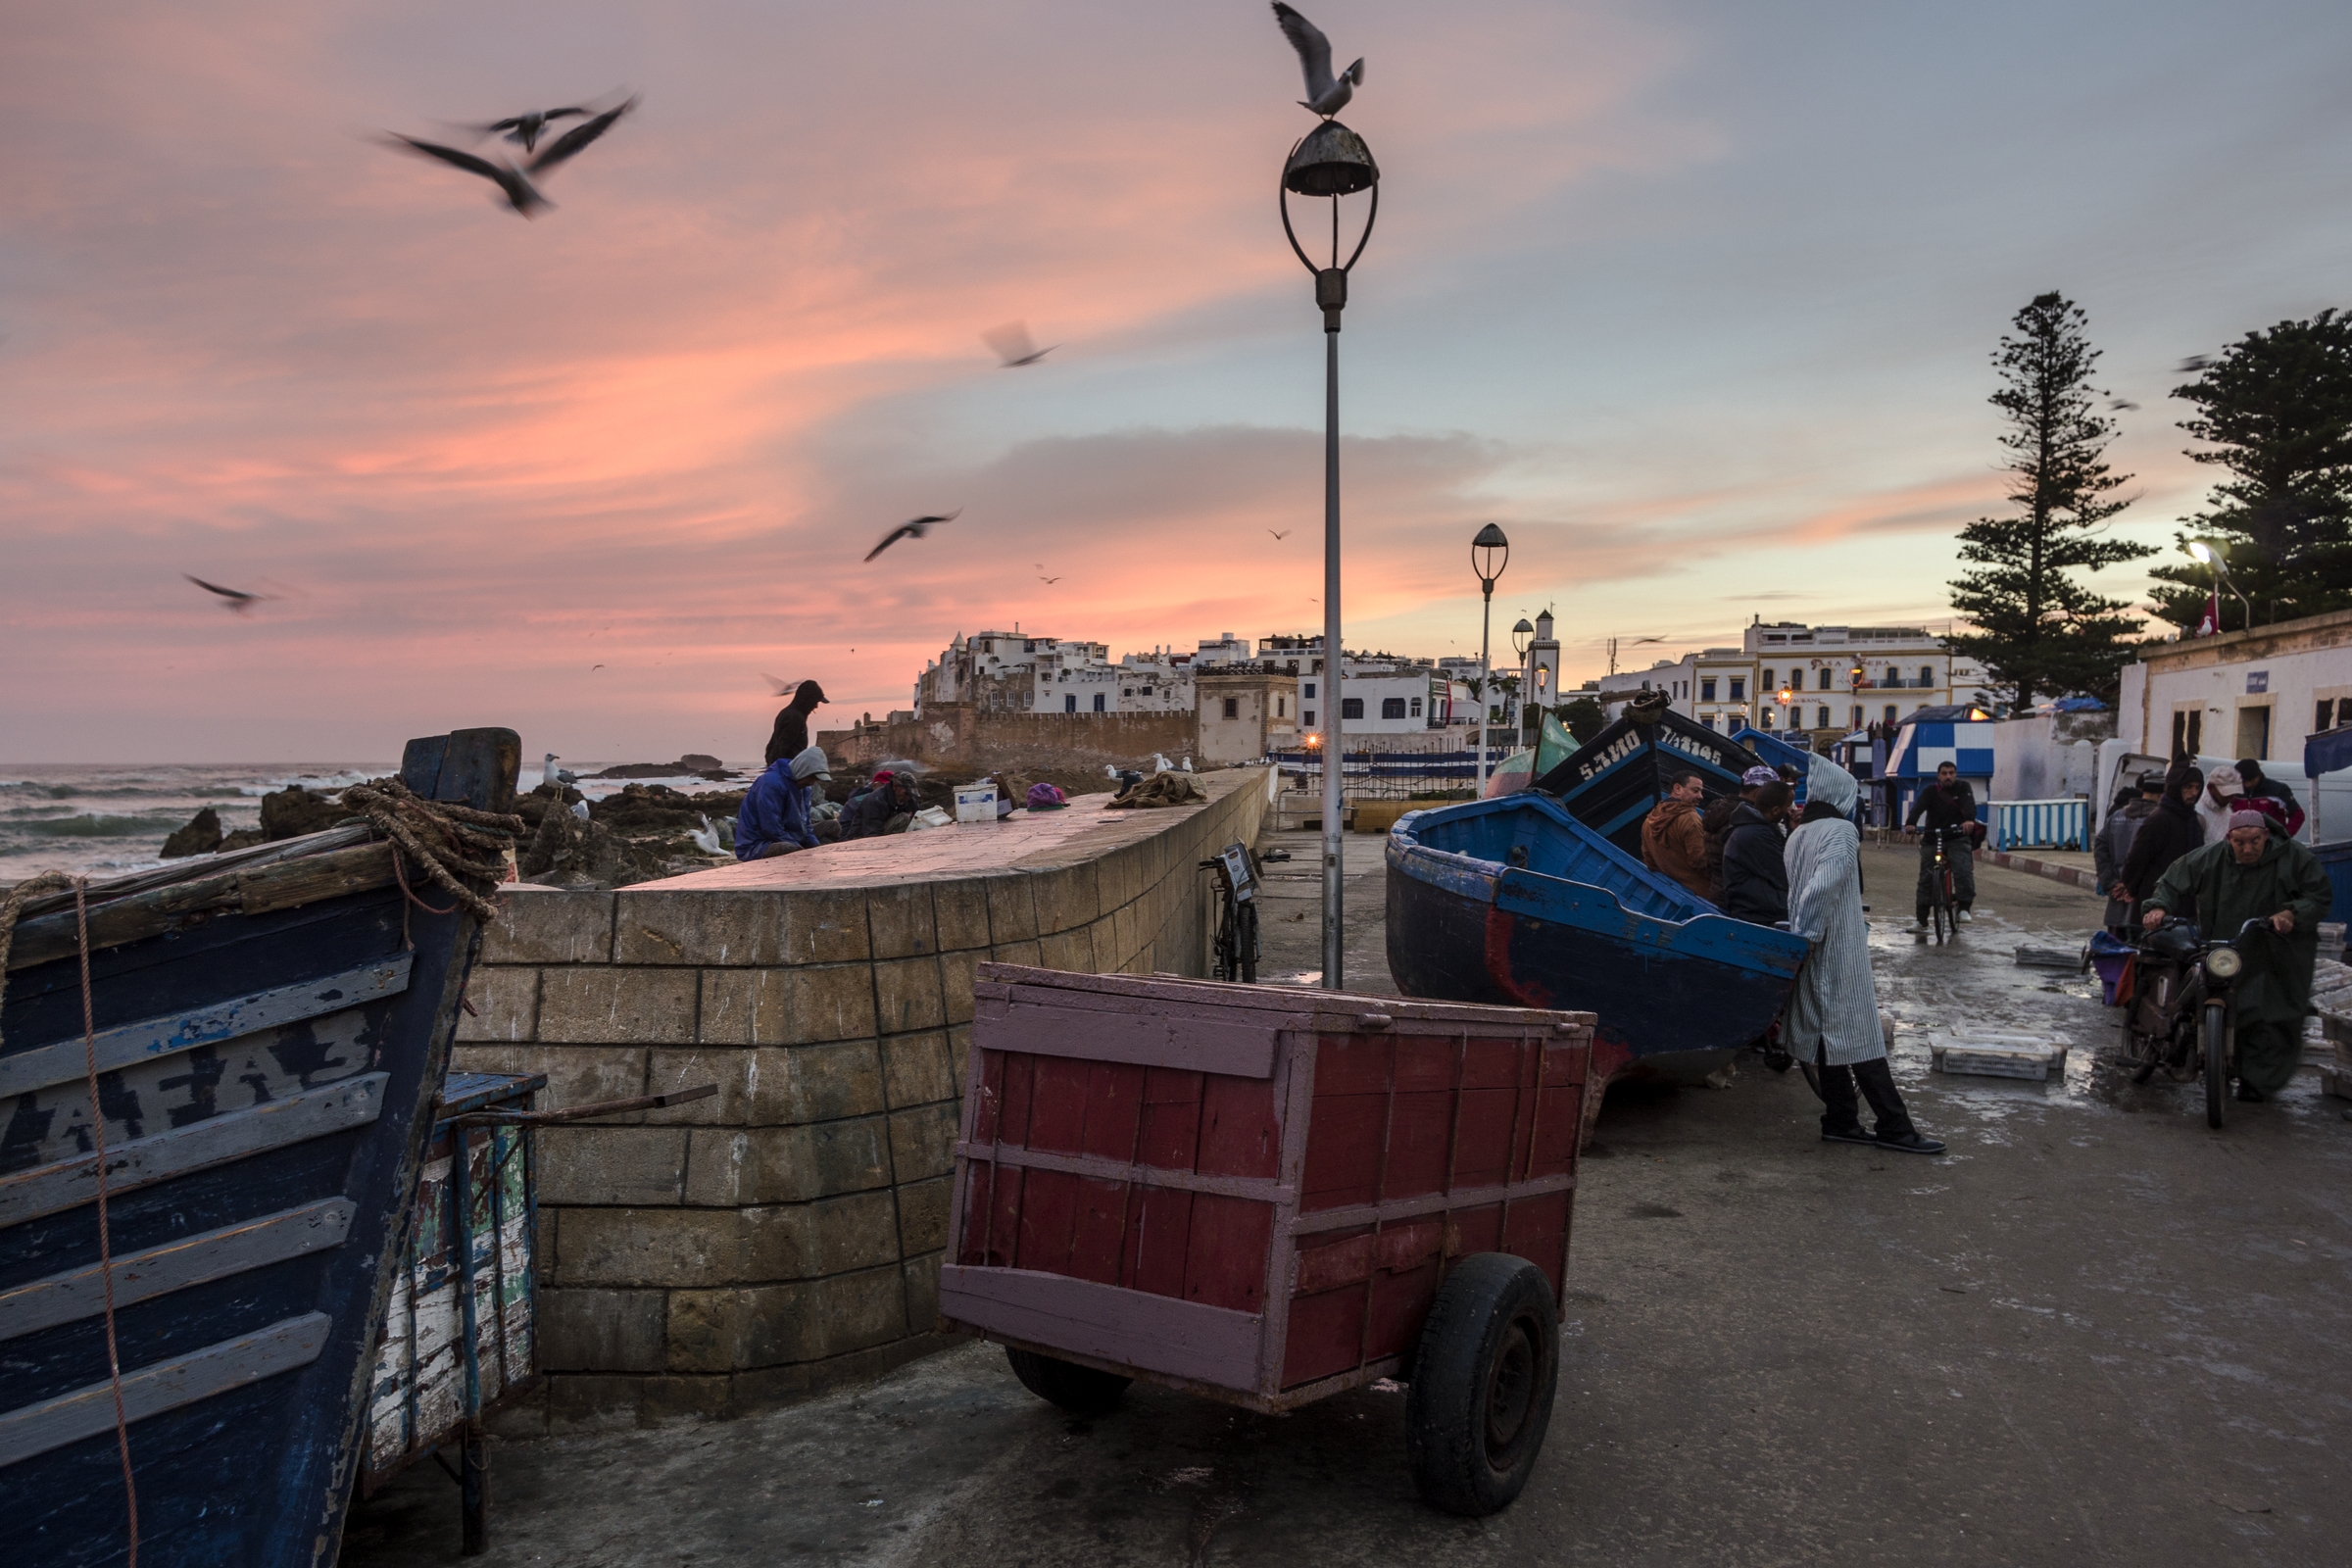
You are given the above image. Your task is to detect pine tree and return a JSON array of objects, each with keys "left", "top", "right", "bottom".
[
  {"left": 2147, "top": 311, "right": 2352, "bottom": 631},
  {"left": 1946, "top": 293, "right": 2150, "bottom": 711}
]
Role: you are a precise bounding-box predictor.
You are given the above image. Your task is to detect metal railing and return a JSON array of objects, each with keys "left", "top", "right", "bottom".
[
  {"left": 1271, "top": 749, "right": 1487, "bottom": 803},
  {"left": 1992, "top": 798, "right": 2090, "bottom": 852}
]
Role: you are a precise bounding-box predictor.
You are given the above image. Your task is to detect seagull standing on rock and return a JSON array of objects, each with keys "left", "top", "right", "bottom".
[{"left": 1272, "top": 4, "right": 1363, "bottom": 119}]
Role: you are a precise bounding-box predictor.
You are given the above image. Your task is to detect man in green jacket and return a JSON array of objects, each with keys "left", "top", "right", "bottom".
[{"left": 2141, "top": 810, "right": 2334, "bottom": 1101}]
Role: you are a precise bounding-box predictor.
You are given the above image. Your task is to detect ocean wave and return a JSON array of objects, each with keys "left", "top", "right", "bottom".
[
  {"left": 4, "top": 812, "right": 189, "bottom": 839},
  {"left": 0, "top": 782, "right": 78, "bottom": 800}
]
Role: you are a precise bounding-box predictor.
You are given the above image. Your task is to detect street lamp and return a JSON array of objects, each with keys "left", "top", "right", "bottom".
[
  {"left": 1511, "top": 617, "right": 1535, "bottom": 747},
  {"left": 1470, "top": 524, "right": 1509, "bottom": 797},
  {"left": 2186, "top": 539, "right": 2252, "bottom": 632},
  {"left": 1282, "top": 118, "right": 1379, "bottom": 992}
]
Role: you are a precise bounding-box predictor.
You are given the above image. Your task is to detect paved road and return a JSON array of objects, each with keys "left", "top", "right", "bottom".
[{"left": 346, "top": 847, "right": 2352, "bottom": 1567}]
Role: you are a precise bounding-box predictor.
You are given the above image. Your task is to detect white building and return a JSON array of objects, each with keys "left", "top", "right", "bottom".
[
  {"left": 1595, "top": 620, "right": 1993, "bottom": 738},
  {"left": 912, "top": 628, "right": 1194, "bottom": 717},
  {"left": 2116, "top": 608, "right": 2352, "bottom": 764},
  {"left": 1254, "top": 635, "right": 1467, "bottom": 736}
]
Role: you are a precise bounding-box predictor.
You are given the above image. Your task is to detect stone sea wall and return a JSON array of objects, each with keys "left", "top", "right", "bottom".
[{"left": 454, "top": 767, "right": 1272, "bottom": 1430}]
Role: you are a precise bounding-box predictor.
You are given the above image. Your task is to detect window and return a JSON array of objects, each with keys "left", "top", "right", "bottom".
[
  {"left": 1886, "top": 666, "right": 1900, "bottom": 687},
  {"left": 1141, "top": 685, "right": 1152, "bottom": 697},
  {"left": 1382, "top": 697, "right": 1407, "bottom": 719},
  {"left": 1122, "top": 688, "right": 1134, "bottom": 697},
  {"left": 2321, "top": 699, "right": 2340, "bottom": 733},
  {"left": 1760, "top": 710, "right": 1773, "bottom": 730},
  {"left": 1302, "top": 710, "right": 1316, "bottom": 728},
  {"left": 1817, "top": 706, "right": 1831, "bottom": 729},
  {"left": 1817, "top": 668, "right": 1833, "bottom": 691},
  {"left": 1884, "top": 705, "right": 1897, "bottom": 723},
  {"left": 1408, "top": 696, "right": 1422, "bottom": 717},
  {"left": 1277, "top": 697, "right": 1287, "bottom": 717},
  {"left": 2236, "top": 705, "right": 2271, "bottom": 760},
  {"left": 1092, "top": 693, "right": 1105, "bottom": 712},
  {"left": 1850, "top": 706, "right": 1863, "bottom": 729},
  {"left": 2171, "top": 708, "right": 2202, "bottom": 756},
  {"left": 1303, "top": 681, "right": 1317, "bottom": 699},
  {"left": 1221, "top": 697, "right": 1240, "bottom": 720},
  {"left": 1700, "top": 678, "right": 1717, "bottom": 702},
  {"left": 1761, "top": 668, "right": 1776, "bottom": 691},
  {"left": 1729, "top": 678, "right": 1745, "bottom": 701},
  {"left": 1701, "top": 715, "right": 1718, "bottom": 732},
  {"left": 1918, "top": 665, "right": 1934, "bottom": 686},
  {"left": 1343, "top": 698, "right": 1365, "bottom": 719}
]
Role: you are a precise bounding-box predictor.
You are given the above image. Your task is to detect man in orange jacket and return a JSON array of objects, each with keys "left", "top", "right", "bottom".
[{"left": 1642, "top": 768, "right": 1713, "bottom": 902}]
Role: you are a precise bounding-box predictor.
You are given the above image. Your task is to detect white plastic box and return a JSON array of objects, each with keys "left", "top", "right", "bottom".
[{"left": 953, "top": 784, "right": 999, "bottom": 823}]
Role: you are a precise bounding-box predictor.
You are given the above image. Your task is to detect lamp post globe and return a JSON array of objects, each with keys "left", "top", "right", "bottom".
[
  {"left": 1469, "top": 524, "right": 1510, "bottom": 795},
  {"left": 1281, "top": 119, "right": 1378, "bottom": 991}
]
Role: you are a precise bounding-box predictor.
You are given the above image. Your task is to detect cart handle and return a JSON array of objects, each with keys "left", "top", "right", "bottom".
[{"left": 447, "top": 1083, "right": 718, "bottom": 1126}]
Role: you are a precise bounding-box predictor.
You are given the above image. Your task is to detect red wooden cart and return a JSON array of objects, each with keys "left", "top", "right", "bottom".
[{"left": 942, "top": 964, "right": 1596, "bottom": 1515}]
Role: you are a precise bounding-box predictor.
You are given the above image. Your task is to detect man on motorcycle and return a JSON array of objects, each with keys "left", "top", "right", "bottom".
[{"left": 2140, "top": 810, "right": 2333, "bottom": 1101}]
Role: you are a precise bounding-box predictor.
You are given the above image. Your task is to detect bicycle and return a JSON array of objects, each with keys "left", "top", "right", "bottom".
[
  {"left": 1921, "top": 824, "right": 1965, "bottom": 945},
  {"left": 1200, "top": 842, "right": 1263, "bottom": 983}
]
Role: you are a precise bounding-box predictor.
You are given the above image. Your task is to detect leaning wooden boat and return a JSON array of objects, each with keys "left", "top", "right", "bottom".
[
  {"left": 1386, "top": 792, "right": 1809, "bottom": 1097},
  {"left": 1535, "top": 697, "right": 1764, "bottom": 858},
  {"left": 0, "top": 727, "right": 520, "bottom": 1567}
]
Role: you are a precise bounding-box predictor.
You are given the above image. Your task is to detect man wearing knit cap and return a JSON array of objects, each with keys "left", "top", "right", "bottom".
[
  {"left": 1701, "top": 764, "right": 1784, "bottom": 904},
  {"left": 2142, "top": 808, "right": 2332, "bottom": 1101},
  {"left": 736, "top": 745, "right": 832, "bottom": 860}
]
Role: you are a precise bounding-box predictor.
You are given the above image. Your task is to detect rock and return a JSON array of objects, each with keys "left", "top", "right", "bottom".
[
  {"left": 676, "top": 754, "right": 723, "bottom": 773},
  {"left": 218, "top": 828, "right": 266, "bottom": 852},
  {"left": 259, "top": 786, "right": 349, "bottom": 842},
  {"left": 521, "top": 799, "right": 664, "bottom": 888},
  {"left": 160, "top": 807, "right": 223, "bottom": 858}
]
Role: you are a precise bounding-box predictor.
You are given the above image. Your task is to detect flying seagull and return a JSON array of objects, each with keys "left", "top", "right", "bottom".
[
  {"left": 865, "top": 509, "right": 961, "bottom": 563},
  {"left": 183, "top": 574, "right": 266, "bottom": 614},
  {"left": 474, "top": 106, "right": 591, "bottom": 154},
  {"left": 1268, "top": 529, "right": 1292, "bottom": 540},
  {"left": 761, "top": 672, "right": 798, "bottom": 695},
  {"left": 2108, "top": 398, "right": 2139, "bottom": 411},
  {"left": 385, "top": 96, "right": 638, "bottom": 217},
  {"left": 982, "top": 321, "right": 1055, "bottom": 368},
  {"left": 1039, "top": 575, "right": 1062, "bottom": 585},
  {"left": 2177, "top": 355, "right": 2212, "bottom": 374},
  {"left": 1272, "top": 4, "right": 1363, "bottom": 119}
]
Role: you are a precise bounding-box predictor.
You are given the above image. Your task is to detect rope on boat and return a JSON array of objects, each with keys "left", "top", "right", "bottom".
[
  {"left": 74, "top": 878, "right": 140, "bottom": 1565},
  {"left": 339, "top": 779, "right": 526, "bottom": 928}
]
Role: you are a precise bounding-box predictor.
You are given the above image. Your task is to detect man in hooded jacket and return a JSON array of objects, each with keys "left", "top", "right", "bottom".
[
  {"left": 2143, "top": 809, "right": 2332, "bottom": 1100},
  {"left": 2117, "top": 765, "right": 2205, "bottom": 919},
  {"left": 764, "top": 680, "right": 828, "bottom": 767},
  {"left": 736, "top": 745, "right": 831, "bottom": 859},
  {"left": 1641, "top": 768, "right": 1712, "bottom": 901},
  {"left": 1786, "top": 755, "right": 1943, "bottom": 1153},
  {"left": 2095, "top": 773, "right": 2164, "bottom": 933},
  {"left": 1703, "top": 765, "right": 1780, "bottom": 903}
]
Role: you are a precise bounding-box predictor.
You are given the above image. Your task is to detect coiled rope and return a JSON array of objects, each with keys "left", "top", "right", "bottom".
[{"left": 338, "top": 779, "right": 526, "bottom": 927}]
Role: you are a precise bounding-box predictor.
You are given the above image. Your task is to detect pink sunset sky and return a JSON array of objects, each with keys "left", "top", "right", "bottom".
[{"left": 5, "top": 1, "right": 2350, "bottom": 762}]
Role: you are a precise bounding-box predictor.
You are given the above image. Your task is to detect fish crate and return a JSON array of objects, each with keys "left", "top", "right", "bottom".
[
  {"left": 360, "top": 1071, "right": 544, "bottom": 1538},
  {"left": 943, "top": 965, "right": 1593, "bottom": 1514},
  {"left": 1930, "top": 1032, "right": 2069, "bottom": 1080},
  {"left": 954, "top": 783, "right": 1000, "bottom": 823}
]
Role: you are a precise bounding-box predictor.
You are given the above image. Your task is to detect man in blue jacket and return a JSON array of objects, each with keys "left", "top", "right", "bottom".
[{"left": 736, "top": 746, "right": 831, "bottom": 860}]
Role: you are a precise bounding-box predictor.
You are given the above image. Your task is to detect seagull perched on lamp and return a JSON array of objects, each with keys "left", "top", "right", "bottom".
[{"left": 1271, "top": 4, "right": 1363, "bottom": 119}]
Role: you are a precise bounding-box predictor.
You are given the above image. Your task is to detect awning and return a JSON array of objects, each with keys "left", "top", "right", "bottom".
[{"left": 2307, "top": 724, "right": 2352, "bottom": 779}]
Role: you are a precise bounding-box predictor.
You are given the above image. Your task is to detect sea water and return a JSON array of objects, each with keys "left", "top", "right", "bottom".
[{"left": 0, "top": 764, "right": 389, "bottom": 881}]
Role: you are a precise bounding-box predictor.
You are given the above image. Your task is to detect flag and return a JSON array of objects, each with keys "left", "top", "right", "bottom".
[{"left": 2194, "top": 588, "right": 2219, "bottom": 637}]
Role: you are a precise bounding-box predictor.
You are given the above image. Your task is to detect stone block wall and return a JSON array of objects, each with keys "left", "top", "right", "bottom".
[{"left": 456, "top": 769, "right": 1270, "bottom": 1429}]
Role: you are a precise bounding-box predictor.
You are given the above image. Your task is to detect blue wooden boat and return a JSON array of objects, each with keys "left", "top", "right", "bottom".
[
  {"left": 0, "top": 727, "right": 519, "bottom": 1567},
  {"left": 1386, "top": 792, "right": 1810, "bottom": 1096},
  {"left": 1534, "top": 700, "right": 1766, "bottom": 858}
]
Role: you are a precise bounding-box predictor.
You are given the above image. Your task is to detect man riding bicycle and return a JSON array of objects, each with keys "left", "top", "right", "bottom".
[{"left": 1905, "top": 760, "right": 1980, "bottom": 930}]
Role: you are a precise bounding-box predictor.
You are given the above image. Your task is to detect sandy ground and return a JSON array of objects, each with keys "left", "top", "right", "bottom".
[{"left": 344, "top": 842, "right": 2352, "bottom": 1568}]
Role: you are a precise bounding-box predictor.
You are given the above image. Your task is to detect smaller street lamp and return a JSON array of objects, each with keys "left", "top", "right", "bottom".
[
  {"left": 1470, "top": 524, "right": 1510, "bottom": 795},
  {"left": 2186, "top": 539, "right": 2252, "bottom": 632},
  {"left": 1511, "top": 617, "right": 1536, "bottom": 746}
]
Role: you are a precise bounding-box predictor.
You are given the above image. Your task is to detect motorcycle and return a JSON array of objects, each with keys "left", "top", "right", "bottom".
[{"left": 2117, "top": 915, "right": 2273, "bottom": 1129}]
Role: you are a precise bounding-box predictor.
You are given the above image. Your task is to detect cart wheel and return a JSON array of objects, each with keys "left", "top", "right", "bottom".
[
  {"left": 1005, "top": 1347, "right": 1130, "bottom": 1415},
  {"left": 1404, "top": 1253, "right": 1559, "bottom": 1517}
]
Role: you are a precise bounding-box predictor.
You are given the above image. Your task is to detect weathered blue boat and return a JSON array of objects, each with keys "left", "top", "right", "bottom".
[
  {"left": 1386, "top": 792, "right": 1810, "bottom": 1100},
  {"left": 0, "top": 728, "right": 519, "bottom": 1567},
  {"left": 1535, "top": 699, "right": 1765, "bottom": 858}
]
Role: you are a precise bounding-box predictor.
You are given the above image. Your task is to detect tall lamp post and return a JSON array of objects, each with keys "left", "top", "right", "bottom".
[
  {"left": 2186, "top": 540, "right": 2251, "bottom": 632},
  {"left": 1282, "top": 119, "right": 1378, "bottom": 991},
  {"left": 1512, "top": 617, "right": 1535, "bottom": 747},
  {"left": 1470, "top": 525, "right": 1510, "bottom": 796}
]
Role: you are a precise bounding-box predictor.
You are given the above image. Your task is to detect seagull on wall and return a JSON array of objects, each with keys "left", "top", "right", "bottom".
[
  {"left": 982, "top": 321, "right": 1055, "bottom": 368},
  {"left": 865, "top": 509, "right": 960, "bottom": 562},
  {"left": 1272, "top": 4, "right": 1363, "bottom": 119},
  {"left": 385, "top": 96, "right": 638, "bottom": 217}
]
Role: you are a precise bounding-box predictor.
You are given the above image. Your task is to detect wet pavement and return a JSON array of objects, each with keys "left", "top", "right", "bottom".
[{"left": 345, "top": 844, "right": 2352, "bottom": 1567}]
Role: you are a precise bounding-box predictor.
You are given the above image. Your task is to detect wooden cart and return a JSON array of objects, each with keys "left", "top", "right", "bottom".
[{"left": 942, "top": 964, "right": 1595, "bottom": 1515}]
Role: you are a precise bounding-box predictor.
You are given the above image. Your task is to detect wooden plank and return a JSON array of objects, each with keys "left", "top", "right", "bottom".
[
  {"left": 1181, "top": 1193, "right": 1273, "bottom": 1313},
  {"left": 955, "top": 1140, "right": 1289, "bottom": 1203},
  {"left": 976, "top": 1001, "right": 1281, "bottom": 1080},
  {"left": 0, "top": 1311, "right": 331, "bottom": 1468},
  {"left": 0, "top": 956, "right": 412, "bottom": 1098},
  {"left": 0, "top": 1073, "right": 387, "bottom": 1227},
  {"left": 5, "top": 823, "right": 374, "bottom": 924},
  {"left": 974, "top": 962, "right": 1591, "bottom": 1031},
  {"left": 939, "top": 1264, "right": 1261, "bottom": 1392},
  {"left": 0, "top": 1199, "right": 355, "bottom": 1341},
  {"left": 7, "top": 843, "right": 399, "bottom": 971}
]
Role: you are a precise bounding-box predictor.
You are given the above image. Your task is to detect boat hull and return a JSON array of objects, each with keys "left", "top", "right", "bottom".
[
  {"left": 0, "top": 728, "right": 517, "bottom": 1568},
  {"left": 1384, "top": 795, "right": 1808, "bottom": 1092}
]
